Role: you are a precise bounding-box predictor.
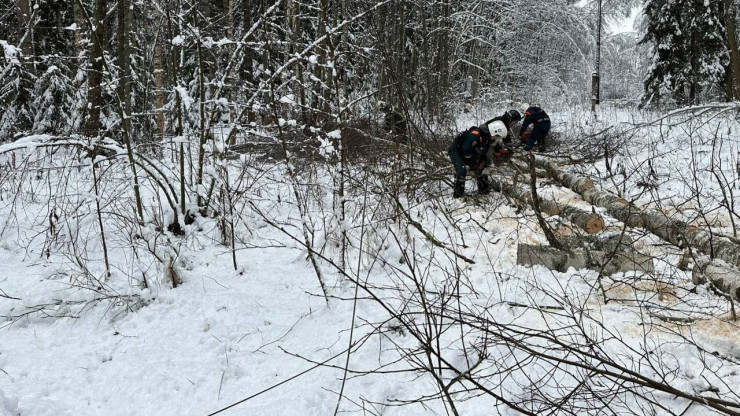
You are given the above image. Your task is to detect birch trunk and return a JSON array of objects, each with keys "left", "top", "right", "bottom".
[
  {"left": 534, "top": 157, "right": 740, "bottom": 269},
  {"left": 490, "top": 176, "right": 605, "bottom": 234},
  {"left": 693, "top": 258, "right": 740, "bottom": 300},
  {"left": 517, "top": 244, "right": 654, "bottom": 275}
]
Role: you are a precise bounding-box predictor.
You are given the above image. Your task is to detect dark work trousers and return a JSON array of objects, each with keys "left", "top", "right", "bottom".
[
  {"left": 525, "top": 120, "right": 551, "bottom": 150},
  {"left": 448, "top": 146, "right": 466, "bottom": 198},
  {"left": 448, "top": 146, "right": 490, "bottom": 198}
]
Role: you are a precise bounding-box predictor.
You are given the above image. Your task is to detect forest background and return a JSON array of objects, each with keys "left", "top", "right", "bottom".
[{"left": 2, "top": 0, "right": 740, "bottom": 415}]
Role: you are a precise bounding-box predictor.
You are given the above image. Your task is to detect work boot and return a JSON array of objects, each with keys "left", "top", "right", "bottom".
[
  {"left": 453, "top": 179, "right": 465, "bottom": 198},
  {"left": 477, "top": 175, "right": 491, "bottom": 195}
]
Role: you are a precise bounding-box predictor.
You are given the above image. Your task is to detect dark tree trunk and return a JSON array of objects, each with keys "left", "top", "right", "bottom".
[
  {"left": 86, "top": 0, "right": 106, "bottom": 138},
  {"left": 117, "top": 0, "right": 132, "bottom": 134},
  {"left": 725, "top": 0, "right": 740, "bottom": 100},
  {"left": 16, "top": 0, "right": 34, "bottom": 73}
]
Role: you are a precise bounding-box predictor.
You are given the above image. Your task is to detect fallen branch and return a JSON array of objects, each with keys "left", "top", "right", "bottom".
[
  {"left": 506, "top": 301, "right": 566, "bottom": 311},
  {"left": 527, "top": 154, "right": 567, "bottom": 250},
  {"left": 0, "top": 288, "right": 21, "bottom": 301},
  {"left": 390, "top": 194, "right": 475, "bottom": 264}
]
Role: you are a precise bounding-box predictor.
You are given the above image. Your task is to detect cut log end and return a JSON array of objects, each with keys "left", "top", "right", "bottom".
[
  {"left": 581, "top": 179, "right": 595, "bottom": 190},
  {"left": 585, "top": 215, "right": 606, "bottom": 235},
  {"left": 614, "top": 198, "right": 630, "bottom": 206}
]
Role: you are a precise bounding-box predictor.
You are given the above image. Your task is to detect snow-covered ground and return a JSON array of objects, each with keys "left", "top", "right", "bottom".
[{"left": 1, "top": 104, "right": 740, "bottom": 415}]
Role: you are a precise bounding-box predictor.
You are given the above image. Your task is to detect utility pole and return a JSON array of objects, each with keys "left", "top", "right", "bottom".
[{"left": 591, "top": 0, "right": 602, "bottom": 113}]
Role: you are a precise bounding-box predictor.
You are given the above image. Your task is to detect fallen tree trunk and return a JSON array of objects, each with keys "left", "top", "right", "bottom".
[
  {"left": 518, "top": 233, "right": 655, "bottom": 275},
  {"left": 528, "top": 157, "right": 643, "bottom": 227},
  {"left": 509, "top": 158, "right": 550, "bottom": 179},
  {"left": 532, "top": 156, "right": 740, "bottom": 270},
  {"left": 490, "top": 176, "right": 605, "bottom": 234},
  {"left": 590, "top": 250, "right": 656, "bottom": 275},
  {"left": 693, "top": 259, "right": 740, "bottom": 300},
  {"left": 517, "top": 244, "right": 588, "bottom": 273},
  {"left": 517, "top": 245, "right": 654, "bottom": 274}
]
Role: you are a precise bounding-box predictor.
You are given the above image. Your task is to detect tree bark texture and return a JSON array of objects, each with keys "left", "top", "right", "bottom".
[
  {"left": 117, "top": 0, "right": 131, "bottom": 129},
  {"left": 16, "top": 0, "right": 33, "bottom": 70},
  {"left": 154, "top": 25, "right": 166, "bottom": 140},
  {"left": 72, "top": 0, "right": 86, "bottom": 59},
  {"left": 693, "top": 259, "right": 740, "bottom": 300},
  {"left": 533, "top": 157, "right": 740, "bottom": 269},
  {"left": 517, "top": 244, "right": 654, "bottom": 275},
  {"left": 517, "top": 244, "right": 588, "bottom": 273},
  {"left": 85, "top": 0, "right": 106, "bottom": 138},
  {"left": 725, "top": 0, "right": 740, "bottom": 100},
  {"left": 490, "top": 175, "right": 605, "bottom": 234}
]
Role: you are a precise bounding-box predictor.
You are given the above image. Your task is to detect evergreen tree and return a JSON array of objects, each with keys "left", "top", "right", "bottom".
[
  {"left": 641, "top": 0, "right": 729, "bottom": 106},
  {"left": 0, "top": 40, "right": 36, "bottom": 141},
  {"left": 34, "top": 0, "right": 75, "bottom": 67},
  {"left": 32, "top": 64, "right": 75, "bottom": 135}
]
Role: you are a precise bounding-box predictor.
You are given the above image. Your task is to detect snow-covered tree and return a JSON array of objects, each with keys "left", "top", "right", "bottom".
[
  {"left": 641, "top": 0, "right": 729, "bottom": 106},
  {"left": 32, "top": 64, "right": 75, "bottom": 135},
  {"left": 0, "top": 40, "right": 35, "bottom": 141}
]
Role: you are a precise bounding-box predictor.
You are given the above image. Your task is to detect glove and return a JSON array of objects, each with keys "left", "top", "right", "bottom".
[
  {"left": 494, "top": 148, "right": 509, "bottom": 157},
  {"left": 521, "top": 132, "right": 530, "bottom": 142},
  {"left": 476, "top": 162, "right": 488, "bottom": 171}
]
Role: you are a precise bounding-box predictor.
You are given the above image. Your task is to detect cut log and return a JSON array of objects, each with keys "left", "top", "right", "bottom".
[
  {"left": 517, "top": 243, "right": 654, "bottom": 275},
  {"left": 560, "top": 205, "right": 605, "bottom": 235},
  {"left": 490, "top": 177, "right": 605, "bottom": 234},
  {"left": 572, "top": 229, "right": 642, "bottom": 249},
  {"left": 529, "top": 157, "right": 643, "bottom": 227},
  {"left": 586, "top": 232, "right": 634, "bottom": 252},
  {"left": 589, "top": 250, "right": 655, "bottom": 275},
  {"left": 517, "top": 244, "right": 588, "bottom": 273},
  {"left": 533, "top": 157, "right": 740, "bottom": 270},
  {"left": 693, "top": 260, "right": 740, "bottom": 300},
  {"left": 677, "top": 249, "right": 692, "bottom": 271}
]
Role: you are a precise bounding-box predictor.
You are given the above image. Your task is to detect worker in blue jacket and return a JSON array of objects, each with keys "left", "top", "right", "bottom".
[
  {"left": 448, "top": 121, "right": 507, "bottom": 198},
  {"left": 519, "top": 104, "right": 550, "bottom": 152}
]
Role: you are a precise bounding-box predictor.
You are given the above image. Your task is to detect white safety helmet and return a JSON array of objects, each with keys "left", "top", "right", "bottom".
[
  {"left": 488, "top": 120, "right": 507, "bottom": 139},
  {"left": 519, "top": 103, "right": 530, "bottom": 114}
]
